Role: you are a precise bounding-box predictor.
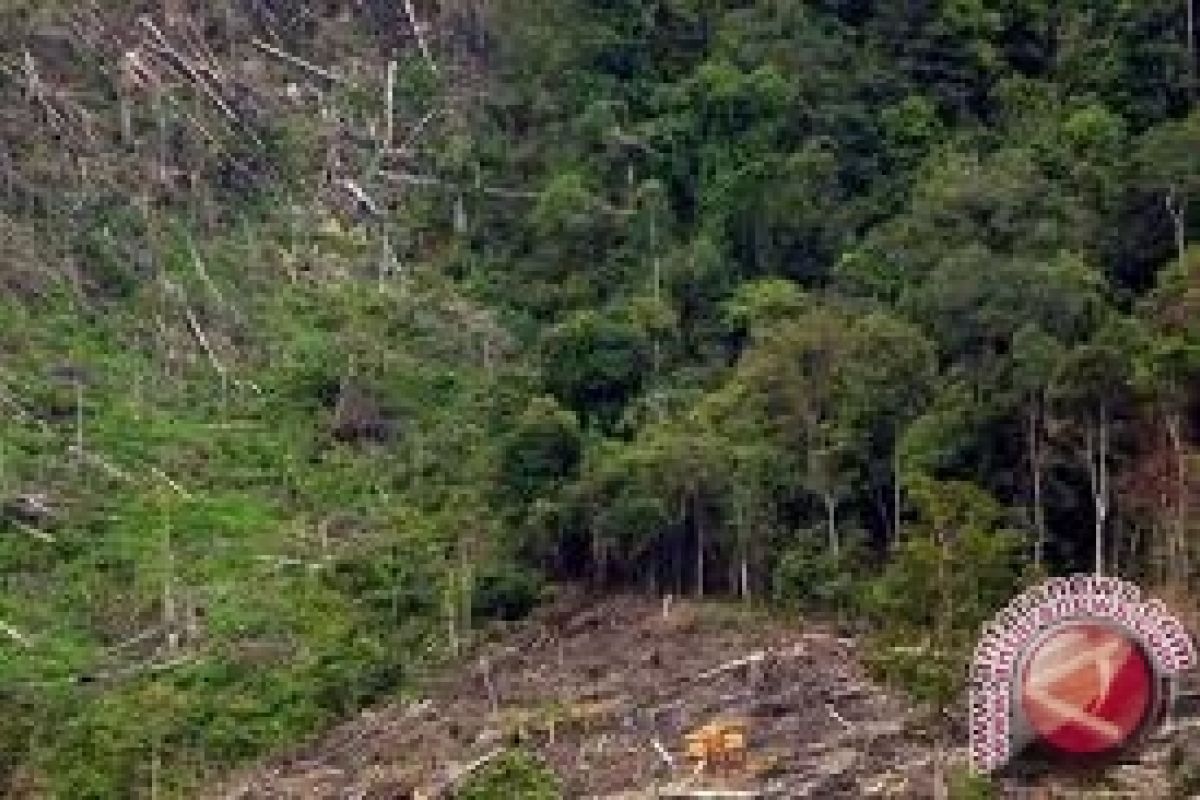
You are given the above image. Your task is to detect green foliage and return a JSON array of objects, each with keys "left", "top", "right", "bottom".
[
  {"left": 455, "top": 749, "right": 562, "bottom": 800},
  {"left": 3, "top": 0, "right": 1200, "bottom": 793},
  {"left": 498, "top": 397, "right": 582, "bottom": 508},
  {"left": 540, "top": 310, "right": 652, "bottom": 427},
  {"left": 472, "top": 562, "right": 547, "bottom": 622},
  {"left": 948, "top": 764, "right": 1000, "bottom": 800},
  {"left": 772, "top": 531, "right": 869, "bottom": 613},
  {"left": 864, "top": 479, "right": 1025, "bottom": 709}
]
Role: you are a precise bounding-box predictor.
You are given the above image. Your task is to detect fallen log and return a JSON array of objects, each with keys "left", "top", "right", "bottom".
[{"left": 696, "top": 651, "right": 766, "bottom": 682}]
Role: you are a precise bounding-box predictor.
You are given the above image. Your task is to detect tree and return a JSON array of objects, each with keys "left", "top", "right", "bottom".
[
  {"left": 1009, "top": 324, "right": 1066, "bottom": 567},
  {"left": 1051, "top": 330, "right": 1134, "bottom": 575},
  {"left": 693, "top": 375, "right": 785, "bottom": 601},
  {"left": 540, "top": 309, "right": 651, "bottom": 429},
  {"left": 498, "top": 396, "right": 582, "bottom": 509},
  {"left": 1135, "top": 251, "right": 1200, "bottom": 584},
  {"left": 1135, "top": 112, "right": 1200, "bottom": 284},
  {"left": 574, "top": 423, "right": 730, "bottom": 596},
  {"left": 735, "top": 305, "right": 855, "bottom": 554},
  {"left": 865, "top": 477, "right": 1024, "bottom": 799},
  {"left": 841, "top": 311, "right": 937, "bottom": 546}
]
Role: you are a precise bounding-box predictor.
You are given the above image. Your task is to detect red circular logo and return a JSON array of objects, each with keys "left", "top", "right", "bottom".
[{"left": 1020, "top": 622, "right": 1154, "bottom": 756}]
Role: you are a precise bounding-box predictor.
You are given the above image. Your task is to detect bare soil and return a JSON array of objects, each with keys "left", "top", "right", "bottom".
[{"left": 213, "top": 589, "right": 949, "bottom": 798}]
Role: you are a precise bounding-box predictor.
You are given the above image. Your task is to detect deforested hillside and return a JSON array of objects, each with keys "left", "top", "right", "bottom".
[
  {"left": 1, "top": 1, "right": 1199, "bottom": 797},
  {"left": 219, "top": 594, "right": 940, "bottom": 798}
]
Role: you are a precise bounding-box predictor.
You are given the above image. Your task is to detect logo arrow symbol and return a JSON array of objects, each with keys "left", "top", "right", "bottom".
[{"left": 1025, "top": 632, "right": 1126, "bottom": 743}]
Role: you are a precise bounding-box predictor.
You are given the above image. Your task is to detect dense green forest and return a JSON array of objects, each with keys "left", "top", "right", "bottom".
[{"left": 1, "top": 0, "right": 1199, "bottom": 795}]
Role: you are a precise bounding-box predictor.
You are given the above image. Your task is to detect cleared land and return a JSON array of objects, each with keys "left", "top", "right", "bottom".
[{"left": 216, "top": 591, "right": 942, "bottom": 798}]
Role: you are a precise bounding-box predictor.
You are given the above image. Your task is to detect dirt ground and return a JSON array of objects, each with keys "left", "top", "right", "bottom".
[{"left": 214, "top": 590, "right": 950, "bottom": 798}]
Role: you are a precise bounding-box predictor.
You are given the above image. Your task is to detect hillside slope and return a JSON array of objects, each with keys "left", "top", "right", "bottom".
[
  {"left": 218, "top": 593, "right": 938, "bottom": 798},
  {"left": 4, "top": 1, "right": 1200, "bottom": 796}
]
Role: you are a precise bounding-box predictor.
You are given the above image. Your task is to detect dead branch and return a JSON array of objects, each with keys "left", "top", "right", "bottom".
[
  {"left": 380, "top": 170, "right": 537, "bottom": 199},
  {"left": 385, "top": 60, "right": 396, "bottom": 148},
  {"left": 148, "top": 466, "right": 192, "bottom": 499},
  {"left": 403, "top": 0, "right": 439, "bottom": 74},
  {"left": 187, "top": 240, "right": 242, "bottom": 322},
  {"left": 0, "top": 388, "right": 53, "bottom": 435},
  {"left": 138, "top": 16, "right": 259, "bottom": 146},
  {"left": 22, "top": 51, "right": 69, "bottom": 135},
  {"left": 253, "top": 555, "right": 328, "bottom": 570},
  {"left": 398, "top": 107, "right": 444, "bottom": 152},
  {"left": 416, "top": 747, "right": 503, "bottom": 799},
  {"left": 11, "top": 519, "right": 55, "bottom": 543},
  {"left": 657, "top": 791, "right": 761, "bottom": 799},
  {"left": 695, "top": 651, "right": 766, "bottom": 682},
  {"left": 250, "top": 37, "right": 347, "bottom": 85},
  {"left": 87, "top": 651, "right": 200, "bottom": 683},
  {"left": 70, "top": 446, "right": 136, "bottom": 484},
  {"left": 0, "top": 619, "right": 31, "bottom": 646},
  {"left": 105, "top": 626, "right": 164, "bottom": 653},
  {"left": 826, "top": 702, "right": 852, "bottom": 729},
  {"left": 338, "top": 177, "right": 383, "bottom": 217},
  {"left": 652, "top": 737, "right": 676, "bottom": 770},
  {"left": 181, "top": 302, "right": 228, "bottom": 379},
  {"left": 164, "top": 276, "right": 230, "bottom": 381}
]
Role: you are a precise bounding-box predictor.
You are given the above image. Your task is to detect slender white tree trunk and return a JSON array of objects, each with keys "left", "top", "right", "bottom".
[
  {"left": 163, "top": 499, "right": 179, "bottom": 654},
  {"left": 1086, "top": 410, "right": 1111, "bottom": 576},
  {"left": 1167, "top": 413, "right": 1189, "bottom": 583},
  {"left": 892, "top": 447, "right": 902, "bottom": 548},
  {"left": 824, "top": 492, "right": 838, "bottom": 558},
  {"left": 694, "top": 491, "right": 705, "bottom": 599},
  {"left": 1188, "top": 0, "right": 1197, "bottom": 99},
  {"left": 1028, "top": 403, "right": 1046, "bottom": 567}
]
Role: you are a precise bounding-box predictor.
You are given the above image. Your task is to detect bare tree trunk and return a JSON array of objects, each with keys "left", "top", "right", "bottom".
[
  {"left": 446, "top": 549, "right": 462, "bottom": 656},
  {"left": 676, "top": 494, "right": 686, "bottom": 595},
  {"left": 75, "top": 378, "right": 84, "bottom": 474},
  {"left": 151, "top": 736, "right": 160, "bottom": 800},
  {"left": 1167, "top": 413, "right": 1189, "bottom": 584},
  {"left": 1189, "top": 0, "right": 1197, "bottom": 101},
  {"left": 694, "top": 491, "right": 705, "bottom": 599},
  {"left": 892, "top": 447, "right": 902, "bottom": 549},
  {"left": 591, "top": 511, "right": 601, "bottom": 589},
  {"left": 163, "top": 499, "right": 179, "bottom": 654},
  {"left": 1086, "top": 410, "right": 1111, "bottom": 576},
  {"left": 404, "top": 0, "right": 439, "bottom": 74},
  {"left": 1086, "top": 424, "right": 1100, "bottom": 575},
  {"left": 1101, "top": 409, "right": 1110, "bottom": 575},
  {"left": 1028, "top": 403, "right": 1046, "bottom": 567},
  {"left": 459, "top": 545, "right": 474, "bottom": 644},
  {"left": 385, "top": 60, "right": 397, "bottom": 149},
  {"left": 932, "top": 525, "right": 951, "bottom": 800},
  {"left": 1168, "top": 191, "right": 1187, "bottom": 270},
  {"left": 735, "top": 494, "right": 750, "bottom": 601},
  {"left": 824, "top": 491, "right": 839, "bottom": 558},
  {"left": 446, "top": 578, "right": 458, "bottom": 656}
]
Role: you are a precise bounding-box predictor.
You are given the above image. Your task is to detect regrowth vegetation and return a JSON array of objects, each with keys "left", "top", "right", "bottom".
[{"left": 0, "top": 0, "right": 1198, "bottom": 796}]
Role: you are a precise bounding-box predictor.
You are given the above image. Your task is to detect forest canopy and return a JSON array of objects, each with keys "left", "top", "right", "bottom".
[{"left": 0, "top": 0, "right": 1198, "bottom": 795}]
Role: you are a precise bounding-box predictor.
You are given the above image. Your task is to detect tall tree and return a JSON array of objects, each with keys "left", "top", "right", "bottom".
[
  {"left": 735, "top": 304, "right": 855, "bottom": 554},
  {"left": 1010, "top": 324, "right": 1066, "bottom": 567},
  {"left": 1051, "top": 331, "right": 1134, "bottom": 575}
]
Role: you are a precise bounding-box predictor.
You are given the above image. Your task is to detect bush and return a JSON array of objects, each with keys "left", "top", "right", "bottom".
[
  {"left": 472, "top": 563, "right": 546, "bottom": 622},
  {"left": 862, "top": 478, "right": 1025, "bottom": 709},
  {"left": 948, "top": 764, "right": 999, "bottom": 799},
  {"left": 455, "top": 749, "right": 562, "bottom": 799},
  {"left": 771, "top": 530, "right": 870, "bottom": 614}
]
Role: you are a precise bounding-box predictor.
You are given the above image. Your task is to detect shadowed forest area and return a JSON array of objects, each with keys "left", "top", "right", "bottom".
[{"left": 1, "top": 0, "right": 1200, "bottom": 796}]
